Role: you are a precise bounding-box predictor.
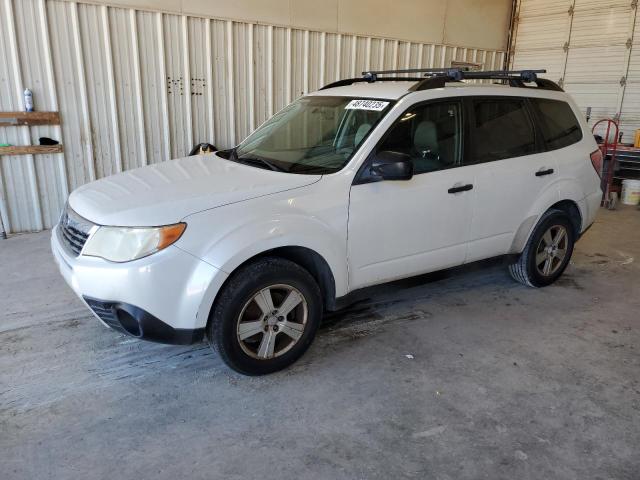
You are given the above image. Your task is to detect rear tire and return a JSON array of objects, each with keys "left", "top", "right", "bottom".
[
  {"left": 207, "top": 257, "right": 322, "bottom": 375},
  {"left": 508, "top": 209, "right": 575, "bottom": 288}
]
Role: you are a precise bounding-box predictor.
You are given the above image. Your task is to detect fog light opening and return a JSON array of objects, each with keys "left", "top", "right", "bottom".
[{"left": 116, "top": 308, "right": 141, "bottom": 337}]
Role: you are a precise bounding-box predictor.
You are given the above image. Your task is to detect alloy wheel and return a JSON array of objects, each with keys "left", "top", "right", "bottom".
[
  {"left": 535, "top": 225, "right": 568, "bottom": 277},
  {"left": 236, "top": 284, "right": 308, "bottom": 360}
]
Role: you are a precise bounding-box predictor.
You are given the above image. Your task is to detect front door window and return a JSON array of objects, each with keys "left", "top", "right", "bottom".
[{"left": 376, "top": 100, "right": 462, "bottom": 174}]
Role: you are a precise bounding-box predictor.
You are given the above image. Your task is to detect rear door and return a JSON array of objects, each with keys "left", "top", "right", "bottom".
[{"left": 464, "top": 96, "right": 559, "bottom": 262}]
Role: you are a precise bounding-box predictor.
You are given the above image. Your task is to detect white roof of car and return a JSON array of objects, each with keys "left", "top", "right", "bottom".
[
  {"left": 308, "top": 80, "right": 553, "bottom": 100},
  {"left": 307, "top": 81, "right": 418, "bottom": 100}
]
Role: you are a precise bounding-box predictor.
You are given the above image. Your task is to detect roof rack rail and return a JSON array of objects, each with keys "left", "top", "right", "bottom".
[
  {"left": 320, "top": 76, "right": 424, "bottom": 90},
  {"left": 408, "top": 69, "right": 564, "bottom": 92},
  {"left": 320, "top": 68, "right": 564, "bottom": 92},
  {"left": 362, "top": 68, "right": 545, "bottom": 82}
]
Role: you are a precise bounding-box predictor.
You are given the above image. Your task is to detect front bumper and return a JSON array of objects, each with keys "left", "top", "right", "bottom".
[
  {"left": 51, "top": 224, "right": 228, "bottom": 344},
  {"left": 83, "top": 297, "right": 204, "bottom": 344}
]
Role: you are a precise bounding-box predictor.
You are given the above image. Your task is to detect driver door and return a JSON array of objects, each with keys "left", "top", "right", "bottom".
[{"left": 347, "top": 99, "right": 474, "bottom": 289}]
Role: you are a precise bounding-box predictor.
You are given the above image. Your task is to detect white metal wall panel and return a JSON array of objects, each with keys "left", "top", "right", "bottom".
[
  {"left": 78, "top": 3, "right": 121, "bottom": 179},
  {"left": 163, "top": 14, "right": 191, "bottom": 160},
  {"left": 518, "top": 0, "right": 573, "bottom": 17},
  {"left": 0, "top": 0, "right": 505, "bottom": 234},
  {"left": 566, "top": 83, "right": 622, "bottom": 123},
  {"left": 1, "top": 0, "right": 43, "bottom": 232},
  {"left": 210, "top": 19, "right": 234, "bottom": 148},
  {"left": 382, "top": 39, "right": 399, "bottom": 70},
  {"left": 570, "top": 5, "right": 631, "bottom": 47},
  {"left": 368, "top": 38, "right": 381, "bottom": 71},
  {"left": 239, "top": 22, "right": 258, "bottom": 141},
  {"left": 47, "top": 0, "right": 93, "bottom": 188},
  {"left": 565, "top": 46, "right": 628, "bottom": 84},
  {"left": 290, "top": 29, "right": 306, "bottom": 101},
  {"left": 109, "top": 7, "right": 146, "bottom": 172},
  {"left": 188, "top": 16, "right": 214, "bottom": 147},
  {"left": 307, "top": 31, "right": 324, "bottom": 93},
  {"left": 515, "top": 13, "right": 571, "bottom": 51},
  {"left": 136, "top": 11, "right": 169, "bottom": 165},
  {"left": 408, "top": 43, "right": 421, "bottom": 71},
  {"left": 355, "top": 37, "right": 369, "bottom": 77},
  {"left": 575, "top": 0, "right": 632, "bottom": 8},
  {"left": 272, "top": 27, "right": 289, "bottom": 114},
  {"left": 14, "top": 0, "right": 67, "bottom": 230},
  {"left": 512, "top": 0, "right": 640, "bottom": 142},
  {"left": 252, "top": 24, "right": 271, "bottom": 128}
]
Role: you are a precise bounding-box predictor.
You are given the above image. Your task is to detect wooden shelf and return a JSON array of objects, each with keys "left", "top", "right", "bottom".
[
  {"left": 0, "top": 145, "right": 63, "bottom": 155},
  {"left": 0, "top": 111, "right": 60, "bottom": 127}
]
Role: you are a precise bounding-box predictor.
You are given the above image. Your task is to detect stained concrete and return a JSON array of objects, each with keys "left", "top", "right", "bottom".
[{"left": 1, "top": 207, "right": 639, "bottom": 480}]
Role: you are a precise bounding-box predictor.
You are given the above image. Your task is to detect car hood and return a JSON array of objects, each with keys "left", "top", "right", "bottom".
[{"left": 68, "top": 153, "right": 321, "bottom": 226}]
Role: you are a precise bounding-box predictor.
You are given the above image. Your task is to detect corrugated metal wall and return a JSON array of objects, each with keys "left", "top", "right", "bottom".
[
  {"left": 0, "top": 0, "right": 506, "bottom": 234},
  {"left": 510, "top": 0, "right": 639, "bottom": 140}
]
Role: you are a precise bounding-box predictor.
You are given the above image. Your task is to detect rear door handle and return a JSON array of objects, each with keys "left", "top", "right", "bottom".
[
  {"left": 448, "top": 183, "right": 473, "bottom": 194},
  {"left": 535, "top": 168, "right": 554, "bottom": 177}
]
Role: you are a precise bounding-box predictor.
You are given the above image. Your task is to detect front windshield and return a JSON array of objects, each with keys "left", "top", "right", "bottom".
[{"left": 233, "top": 96, "right": 393, "bottom": 174}]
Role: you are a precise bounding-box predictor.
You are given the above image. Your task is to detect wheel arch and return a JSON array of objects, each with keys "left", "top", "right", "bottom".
[
  {"left": 549, "top": 199, "right": 582, "bottom": 238},
  {"left": 510, "top": 198, "right": 582, "bottom": 254},
  {"left": 249, "top": 246, "right": 337, "bottom": 312},
  {"left": 202, "top": 245, "right": 339, "bottom": 333}
]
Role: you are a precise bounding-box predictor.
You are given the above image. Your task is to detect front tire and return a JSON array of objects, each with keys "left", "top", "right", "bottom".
[
  {"left": 508, "top": 209, "right": 575, "bottom": 287},
  {"left": 207, "top": 257, "right": 322, "bottom": 375}
]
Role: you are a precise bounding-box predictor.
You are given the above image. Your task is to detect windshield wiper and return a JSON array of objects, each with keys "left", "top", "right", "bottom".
[
  {"left": 236, "top": 155, "right": 287, "bottom": 172},
  {"left": 215, "top": 147, "right": 237, "bottom": 161},
  {"left": 220, "top": 148, "right": 285, "bottom": 172}
]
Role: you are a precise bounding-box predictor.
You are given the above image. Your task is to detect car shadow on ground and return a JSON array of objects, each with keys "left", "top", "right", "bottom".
[
  {"left": 322, "top": 257, "right": 512, "bottom": 329},
  {"left": 2, "top": 256, "right": 522, "bottom": 415}
]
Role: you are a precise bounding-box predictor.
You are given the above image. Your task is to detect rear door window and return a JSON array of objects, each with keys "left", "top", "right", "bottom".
[
  {"left": 532, "top": 98, "right": 583, "bottom": 150},
  {"left": 467, "top": 97, "right": 537, "bottom": 164}
]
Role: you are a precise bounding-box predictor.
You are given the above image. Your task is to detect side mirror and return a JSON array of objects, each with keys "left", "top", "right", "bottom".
[{"left": 370, "top": 151, "right": 413, "bottom": 181}]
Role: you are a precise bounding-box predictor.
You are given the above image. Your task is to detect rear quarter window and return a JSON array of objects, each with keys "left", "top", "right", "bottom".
[{"left": 532, "top": 98, "right": 583, "bottom": 150}]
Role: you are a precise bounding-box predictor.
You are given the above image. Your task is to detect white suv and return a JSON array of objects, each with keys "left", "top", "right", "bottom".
[{"left": 52, "top": 69, "right": 603, "bottom": 375}]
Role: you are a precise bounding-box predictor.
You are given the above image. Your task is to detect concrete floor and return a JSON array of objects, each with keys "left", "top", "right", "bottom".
[{"left": 1, "top": 207, "right": 639, "bottom": 480}]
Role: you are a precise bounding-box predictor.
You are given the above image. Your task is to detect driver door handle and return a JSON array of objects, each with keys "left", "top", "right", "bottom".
[
  {"left": 535, "top": 168, "right": 554, "bottom": 177},
  {"left": 448, "top": 183, "right": 473, "bottom": 194}
]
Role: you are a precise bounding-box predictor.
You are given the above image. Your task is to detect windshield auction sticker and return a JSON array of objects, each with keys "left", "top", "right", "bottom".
[{"left": 345, "top": 99, "right": 390, "bottom": 111}]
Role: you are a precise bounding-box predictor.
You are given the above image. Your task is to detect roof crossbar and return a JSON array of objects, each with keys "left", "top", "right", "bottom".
[
  {"left": 361, "top": 67, "right": 473, "bottom": 81},
  {"left": 320, "top": 68, "right": 563, "bottom": 92}
]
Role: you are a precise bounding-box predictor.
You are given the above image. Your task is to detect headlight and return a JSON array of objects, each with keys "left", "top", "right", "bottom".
[{"left": 82, "top": 223, "right": 186, "bottom": 262}]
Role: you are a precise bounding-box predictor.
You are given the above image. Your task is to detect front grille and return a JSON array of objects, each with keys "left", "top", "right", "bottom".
[{"left": 58, "top": 206, "right": 94, "bottom": 256}]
